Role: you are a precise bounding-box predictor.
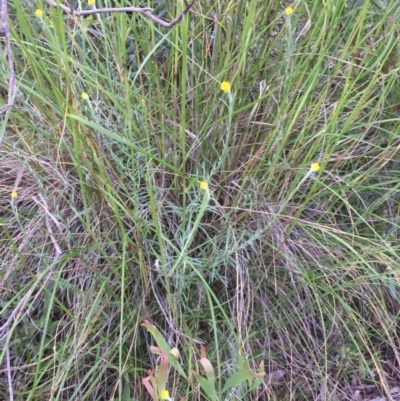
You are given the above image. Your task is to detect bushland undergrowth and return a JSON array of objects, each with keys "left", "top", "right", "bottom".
[{"left": 1, "top": 0, "right": 400, "bottom": 400}]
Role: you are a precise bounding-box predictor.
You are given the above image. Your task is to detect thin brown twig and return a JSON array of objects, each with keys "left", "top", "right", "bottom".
[
  {"left": 44, "top": 0, "right": 195, "bottom": 28},
  {"left": 0, "top": 273, "right": 54, "bottom": 342},
  {"left": 32, "top": 194, "right": 63, "bottom": 258},
  {"left": 0, "top": 0, "right": 16, "bottom": 115},
  {"left": 0, "top": 293, "right": 30, "bottom": 341},
  {"left": 5, "top": 345, "right": 14, "bottom": 401},
  {"left": 0, "top": 0, "right": 194, "bottom": 115}
]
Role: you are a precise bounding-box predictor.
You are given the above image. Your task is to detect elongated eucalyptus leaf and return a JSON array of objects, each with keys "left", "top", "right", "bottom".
[
  {"left": 192, "top": 371, "right": 217, "bottom": 401},
  {"left": 142, "top": 375, "right": 158, "bottom": 401},
  {"left": 222, "top": 360, "right": 265, "bottom": 393},
  {"left": 198, "top": 357, "right": 216, "bottom": 387},
  {"left": 141, "top": 320, "right": 187, "bottom": 378},
  {"left": 155, "top": 352, "right": 169, "bottom": 396}
]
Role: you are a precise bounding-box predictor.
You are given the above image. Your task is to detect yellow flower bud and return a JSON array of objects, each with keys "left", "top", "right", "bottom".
[{"left": 170, "top": 347, "right": 180, "bottom": 360}]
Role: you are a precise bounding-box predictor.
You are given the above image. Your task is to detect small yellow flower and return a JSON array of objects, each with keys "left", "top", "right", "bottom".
[
  {"left": 160, "top": 390, "right": 170, "bottom": 400},
  {"left": 200, "top": 181, "right": 208, "bottom": 190},
  {"left": 88, "top": 0, "right": 95, "bottom": 5},
  {"left": 81, "top": 92, "right": 89, "bottom": 100},
  {"left": 220, "top": 81, "right": 231, "bottom": 93},
  {"left": 35, "top": 9, "right": 43, "bottom": 18},
  {"left": 285, "top": 6, "right": 294, "bottom": 15},
  {"left": 11, "top": 191, "right": 18, "bottom": 199},
  {"left": 170, "top": 347, "right": 180, "bottom": 360},
  {"left": 310, "top": 162, "right": 320, "bottom": 172}
]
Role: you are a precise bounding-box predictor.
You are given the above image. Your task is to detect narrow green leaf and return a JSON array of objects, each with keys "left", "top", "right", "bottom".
[
  {"left": 141, "top": 320, "right": 187, "bottom": 378},
  {"left": 192, "top": 372, "right": 217, "bottom": 401},
  {"left": 66, "top": 114, "right": 180, "bottom": 174},
  {"left": 198, "top": 357, "right": 216, "bottom": 388},
  {"left": 222, "top": 363, "right": 265, "bottom": 393}
]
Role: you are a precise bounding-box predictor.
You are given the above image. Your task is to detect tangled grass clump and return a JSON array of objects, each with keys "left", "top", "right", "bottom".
[{"left": 1, "top": 0, "right": 400, "bottom": 400}]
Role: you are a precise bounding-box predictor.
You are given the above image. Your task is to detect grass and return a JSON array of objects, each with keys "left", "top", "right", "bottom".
[{"left": 1, "top": 0, "right": 400, "bottom": 399}]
